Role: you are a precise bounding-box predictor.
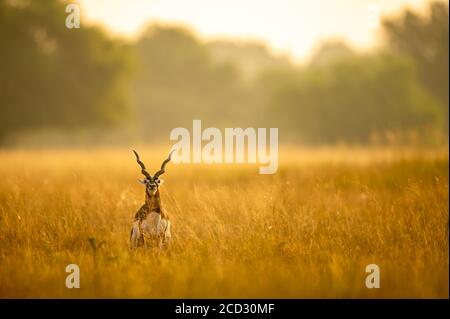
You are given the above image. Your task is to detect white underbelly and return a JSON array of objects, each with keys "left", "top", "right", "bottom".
[
  {"left": 140, "top": 212, "right": 171, "bottom": 239},
  {"left": 130, "top": 212, "right": 171, "bottom": 249}
]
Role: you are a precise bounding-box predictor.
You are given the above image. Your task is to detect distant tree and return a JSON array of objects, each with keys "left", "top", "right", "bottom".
[
  {"left": 133, "top": 25, "right": 252, "bottom": 140},
  {"left": 0, "top": 0, "right": 133, "bottom": 143},
  {"left": 263, "top": 52, "right": 443, "bottom": 143},
  {"left": 207, "top": 41, "right": 292, "bottom": 82},
  {"left": 383, "top": 1, "right": 449, "bottom": 125},
  {"left": 309, "top": 40, "right": 355, "bottom": 67}
]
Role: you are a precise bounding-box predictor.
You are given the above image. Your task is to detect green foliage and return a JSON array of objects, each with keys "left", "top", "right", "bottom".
[
  {"left": 262, "top": 52, "right": 443, "bottom": 143},
  {"left": 383, "top": 1, "right": 449, "bottom": 124},
  {"left": 0, "top": 0, "right": 133, "bottom": 142},
  {"left": 133, "top": 25, "right": 251, "bottom": 140},
  {"left": 207, "top": 40, "right": 292, "bottom": 82},
  {"left": 0, "top": 0, "right": 447, "bottom": 146}
]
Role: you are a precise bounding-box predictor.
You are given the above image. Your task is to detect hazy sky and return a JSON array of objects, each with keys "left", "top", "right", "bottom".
[{"left": 78, "top": 0, "right": 436, "bottom": 61}]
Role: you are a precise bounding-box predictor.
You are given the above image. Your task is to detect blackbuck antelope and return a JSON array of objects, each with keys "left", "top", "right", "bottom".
[{"left": 130, "top": 150, "right": 174, "bottom": 249}]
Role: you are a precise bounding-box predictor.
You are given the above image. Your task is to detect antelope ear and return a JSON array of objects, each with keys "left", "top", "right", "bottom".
[{"left": 137, "top": 179, "right": 146, "bottom": 185}]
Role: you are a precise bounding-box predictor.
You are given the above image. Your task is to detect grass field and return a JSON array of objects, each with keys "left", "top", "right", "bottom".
[{"left": 0, "top": 146, "right": 448, "bottom": 298}]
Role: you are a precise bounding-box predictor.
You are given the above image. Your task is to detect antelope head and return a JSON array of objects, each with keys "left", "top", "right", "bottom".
[{"left": 133, "top": 149, "right": 175, "bottom": 196}]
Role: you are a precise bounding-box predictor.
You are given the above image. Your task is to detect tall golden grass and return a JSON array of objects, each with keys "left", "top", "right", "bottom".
[{"left": 0, "top": 146, "right": 448, "bottom": 298}]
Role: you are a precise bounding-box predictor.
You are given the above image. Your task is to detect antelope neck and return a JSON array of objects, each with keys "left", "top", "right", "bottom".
[{"left": 145, "top": 189, "right": 162, "bottom": 213}]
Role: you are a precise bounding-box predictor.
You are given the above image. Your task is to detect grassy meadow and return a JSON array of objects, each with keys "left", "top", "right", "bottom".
[{"left": 0, "top": 146, "right": 448, "bottom": 298}]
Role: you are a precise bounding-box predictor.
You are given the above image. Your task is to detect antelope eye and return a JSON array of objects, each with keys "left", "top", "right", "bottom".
[{"left": 155, "top": 179, "right": 160, "bottom": 184}]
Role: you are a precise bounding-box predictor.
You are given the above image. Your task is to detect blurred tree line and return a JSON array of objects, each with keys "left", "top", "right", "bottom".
[
  {"left": 0, "top": 0, "right": 448, "bottom": 146},
  {"left": 0, "top": 0, "right": 132, "bottom": 143}
]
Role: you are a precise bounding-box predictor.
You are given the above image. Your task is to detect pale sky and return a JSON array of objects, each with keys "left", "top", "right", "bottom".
[{"left": 78, "top": 0, "right": 438, "bottom": 61}]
